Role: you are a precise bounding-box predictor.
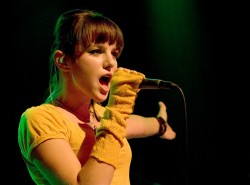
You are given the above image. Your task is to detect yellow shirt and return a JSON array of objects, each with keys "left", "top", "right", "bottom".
[{"left": 18, "top": 103, "right": 132, "bottom": 185}]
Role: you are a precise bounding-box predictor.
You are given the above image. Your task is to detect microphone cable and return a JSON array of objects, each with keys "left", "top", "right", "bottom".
[{"left": 175, "top": 85, "right": 189, "bottom": 185}]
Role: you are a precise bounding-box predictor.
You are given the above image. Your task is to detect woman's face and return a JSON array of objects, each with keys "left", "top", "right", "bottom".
[{"left": 70, "top": 42, "right": 119, "bottom": 102}]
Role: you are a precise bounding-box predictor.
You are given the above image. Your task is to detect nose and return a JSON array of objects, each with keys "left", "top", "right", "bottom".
[{"left": 103, "top": 53, "right": 117, "bottom": 71}]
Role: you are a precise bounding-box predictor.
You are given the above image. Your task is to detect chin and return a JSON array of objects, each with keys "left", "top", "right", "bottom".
[{"left": 93, "top": 94, "right": 108, "bottom": 103}]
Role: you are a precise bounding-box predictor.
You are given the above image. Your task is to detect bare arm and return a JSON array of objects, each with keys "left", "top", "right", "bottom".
[
  {"left": 126, "top": 101, "right": 176, "bottom": 140},
  {"left": 32, "top": 139, "right": 115, "bottom": 185}
]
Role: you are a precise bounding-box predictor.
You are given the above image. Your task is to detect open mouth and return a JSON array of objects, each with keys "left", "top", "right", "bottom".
[{"left": 99, "top": 75, "right": 111, "bottom": 86}]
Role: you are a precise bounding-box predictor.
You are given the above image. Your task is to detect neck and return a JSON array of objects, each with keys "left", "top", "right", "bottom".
[{"left": 54, "top": 97, "right": 92, "bottom": 123}]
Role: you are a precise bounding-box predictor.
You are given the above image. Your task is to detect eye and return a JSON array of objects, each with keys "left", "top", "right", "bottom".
[
  {"left": 112, "top": 51, "right": 119, "bottom": 59},
  {"left": 89, "top": 49, "right": 102, "bottom": 54}
]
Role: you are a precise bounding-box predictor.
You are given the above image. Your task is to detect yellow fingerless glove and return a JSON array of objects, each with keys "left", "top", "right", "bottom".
[{"left": 90, "top": 67, "right": 145, "bottom": 168}]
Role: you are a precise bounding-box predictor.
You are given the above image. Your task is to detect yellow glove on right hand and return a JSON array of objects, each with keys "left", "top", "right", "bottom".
[
  {"left": 107, "top": 67, "right": 145, "bottom": 119},
  {"left": 90, "top": 67, "right": 145, "bottom": 168}
]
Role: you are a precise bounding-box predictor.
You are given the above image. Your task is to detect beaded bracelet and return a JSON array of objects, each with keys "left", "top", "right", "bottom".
[{"left": 156, "top": 116, "right": 167, "bottom": 136}]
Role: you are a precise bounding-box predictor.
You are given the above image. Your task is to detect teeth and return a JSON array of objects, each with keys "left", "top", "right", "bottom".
[{"left": 104, "top": 75, "right": 111, "bottom": 82}]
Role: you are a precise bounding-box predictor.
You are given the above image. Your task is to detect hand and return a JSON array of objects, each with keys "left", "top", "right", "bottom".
[
  {"left": 91, "top": 68, "right": 145, "bottom": 168},
  {"left": 157, "top": 101, "right": 176, "bottom": 140},
  {"left": 107, "top": 67, "right": 145, "bottom": 119},
  {"left": 98, "top": 67, "right": 145, "bottom": 142}
]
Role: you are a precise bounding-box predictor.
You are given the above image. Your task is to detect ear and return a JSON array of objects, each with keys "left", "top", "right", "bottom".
[{"left": 54, "top": 50, "right": 71, "bottom": 71}]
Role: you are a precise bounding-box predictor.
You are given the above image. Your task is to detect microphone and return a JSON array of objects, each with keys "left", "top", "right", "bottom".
[{"left": 139, "top": 78, "right": 179, "bottom": 90}]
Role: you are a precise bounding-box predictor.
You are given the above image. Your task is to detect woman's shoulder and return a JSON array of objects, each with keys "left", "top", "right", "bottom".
[
  {"left": 20, "top": 104, "right": 68, "bottom": 125},
  {"left": 22, "top": 104, "right": 58, "bottom": 117},
  {"left": 19, "top": 104, "right": 71, "bottom": 133}
]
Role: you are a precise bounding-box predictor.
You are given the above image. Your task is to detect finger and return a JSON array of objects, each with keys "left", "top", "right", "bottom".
[
  {"left": 158, "top": 101, "right": 166, "bottom": 112},
  {"left": 157, "top": 101, "right": 167, "bottom": 120}
]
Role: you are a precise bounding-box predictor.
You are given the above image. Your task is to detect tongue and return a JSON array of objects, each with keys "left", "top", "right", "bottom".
[{"left": 100, "top": 78, "right": 107, "bottom": 86}]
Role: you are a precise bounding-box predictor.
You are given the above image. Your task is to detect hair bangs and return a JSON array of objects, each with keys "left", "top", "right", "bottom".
[{"left": 79, "top": 15, "right": 124, "bottom": 55}]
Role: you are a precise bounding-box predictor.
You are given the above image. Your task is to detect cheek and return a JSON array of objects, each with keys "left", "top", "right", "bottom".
[{"left": 71, "top": 64, "right": 89, "bottom": 84}]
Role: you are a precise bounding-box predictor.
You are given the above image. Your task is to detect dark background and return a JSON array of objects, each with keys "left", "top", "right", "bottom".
[{"left": 6, "top": 0, "right": 249, "bottom": 185}]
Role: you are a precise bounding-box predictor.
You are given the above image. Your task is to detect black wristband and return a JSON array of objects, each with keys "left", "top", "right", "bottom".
[{"left": 156, "top": 116, "right": 167, "bottom": 136}]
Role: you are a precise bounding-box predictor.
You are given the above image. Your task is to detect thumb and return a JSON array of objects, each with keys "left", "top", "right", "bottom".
[{"left": 157, "top": 101, "right": 167, "bottom": 121}]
